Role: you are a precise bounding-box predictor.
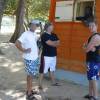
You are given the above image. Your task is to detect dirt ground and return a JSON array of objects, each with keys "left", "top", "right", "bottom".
[{"left": 0, "top": 34, "right": 99, "bottom": 100}]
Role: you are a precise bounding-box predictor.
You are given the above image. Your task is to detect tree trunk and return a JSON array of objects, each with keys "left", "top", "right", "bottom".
[
  {"left": 24, "top": 7, "right": 29, "bottom": 31},
  {"left": 10, "top": 0, "right": 25, "bottom": 43},
  {"left": 0, "top": 0, "right": 7, "bottom": 29}
]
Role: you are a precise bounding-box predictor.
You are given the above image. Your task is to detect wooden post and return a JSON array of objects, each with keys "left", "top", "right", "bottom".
[{"left": 49, "top": 0, "right": 56, "bottom": 23}]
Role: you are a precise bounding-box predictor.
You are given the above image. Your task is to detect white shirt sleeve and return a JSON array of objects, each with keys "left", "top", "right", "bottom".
[{"left": 18, "top": 33, "right": 26, "bottom": 44}]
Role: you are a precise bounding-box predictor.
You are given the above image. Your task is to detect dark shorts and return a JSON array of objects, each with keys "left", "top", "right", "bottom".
[
  {"left": 24, "top": 58, "right": 40, "bottom": 77},
  {"left": 86, "top": 62, "right": 100, "bottom": 80}
]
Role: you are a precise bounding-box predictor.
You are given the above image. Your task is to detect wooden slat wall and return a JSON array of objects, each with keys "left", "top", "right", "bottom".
[
  {"left": 54, "top": 22, "right": 88, "bottom": 73},
  {"left": 49, "top": 0, "right": 100, "bottom": 74}
]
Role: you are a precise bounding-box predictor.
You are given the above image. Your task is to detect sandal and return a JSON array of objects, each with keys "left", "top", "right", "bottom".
[
  {"left": 26, "top": 93, "right": 37, "bottom": 100},
  {"left": 26, "top": 91, "right": 37, "bottom": 100},
  {"left": 92, "top": 97, "right": 98, "bottom": 100},
  {"left": 84, "top": 94, "right": 90, "bottom": 99},
  {"left": 89, "top": 96, "right": 94, "bottom": 100},
  {"left": 31, "top": 90, "right": 39, "bottom": 95},
  {"left": 84, "top": 94, "right": 94, "bottom": 99}
]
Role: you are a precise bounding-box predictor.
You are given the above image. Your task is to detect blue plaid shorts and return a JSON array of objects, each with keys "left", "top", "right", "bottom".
[
  {"left": 24, "top": 58, "right": 40, "bottom": 77},
  {"left": 86, "top": 62, "right": 100, "bottom": 80}
]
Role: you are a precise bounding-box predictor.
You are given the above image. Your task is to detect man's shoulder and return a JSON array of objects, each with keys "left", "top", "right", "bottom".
[
  {"left": 24, "top": 30, "right": 31, "bottom": 34},
  {"left": 92, "top": 33, "right": 100, "bottom": 37},
  {"left": 21, "top": 31, "right": 28, "bottom": 35},
  {"left": 22, "top": 31, "right": 32, "bottom": 36},
  {"left": 94, "top": 34, "right": 100, "bottom": 39},
  {"left": 89, "top": 33, "right": 100, "bottom": 42}
]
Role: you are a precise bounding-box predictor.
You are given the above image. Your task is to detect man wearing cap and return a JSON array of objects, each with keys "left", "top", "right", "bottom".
[{"left": 15, "top": 20, "right": 40, "bottom": 100}]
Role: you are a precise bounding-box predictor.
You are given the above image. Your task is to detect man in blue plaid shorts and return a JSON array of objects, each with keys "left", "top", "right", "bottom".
[
  {"left": 15, "top": 20, "right": 40, "bottom": 100},
  {"left": 84, "top": 21, "right": 100, "bottom": 100}
]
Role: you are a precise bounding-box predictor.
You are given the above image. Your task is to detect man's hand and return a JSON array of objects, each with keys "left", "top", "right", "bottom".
[
  {"left": 56, "top": 40, "right": 60, "bottom": 46},
  {"left": 83, "top": 43, "right": 87, "bottom": 49},
  {"left": 57, "top": 40, "right": 60, "bottom": 44},
  {"left": 24, "top": 48, "right": 31, "bottom": 53}
]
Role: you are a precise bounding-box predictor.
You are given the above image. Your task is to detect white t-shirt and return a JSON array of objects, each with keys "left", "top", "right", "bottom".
[{"left": 18, "top": 31, "right": 39, "bottom": 60}]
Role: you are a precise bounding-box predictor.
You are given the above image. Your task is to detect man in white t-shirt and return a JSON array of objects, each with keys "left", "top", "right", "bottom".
[{"left": 15, "top": 20, "right": 40, "bottom": 100}]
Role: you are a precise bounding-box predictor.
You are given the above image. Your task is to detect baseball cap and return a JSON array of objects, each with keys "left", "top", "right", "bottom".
[{"left": 30, "top": 20, "right": 40, "bottom": 26}]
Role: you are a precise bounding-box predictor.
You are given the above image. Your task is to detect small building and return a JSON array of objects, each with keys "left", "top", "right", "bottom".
[{"left": 49, "top": 0, "right": 100, "bottom": 84}]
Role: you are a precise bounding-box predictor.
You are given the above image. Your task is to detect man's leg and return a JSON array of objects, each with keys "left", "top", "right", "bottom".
[
  {"left": 92, "top": 80, "right": 98, "bottom": 99},
  {"left": 87, "top": 62, "right": 99, "bottom": 99},
  {"left": 89, "top": 80, "right": 93, "bottom": 97},
  {"left": 39, "top": 67, "right": 48, "bottom": 89},
  {"left": 39, "top": 55, "right": 45, "bottom": 89},
  {"left": 25, "top": 59, "right": 39, "bottom": 99},
  {"left": 84, "top": 62, "right": 93, "bottom": 99},
  {"left": 39, "top": 73, "right": 44, "bottom": 89},
  {"left": 27, "top": 75, "right": 33, "bottom": 95},
  {"left": 26, "top": 75, "right": 38, "bottom": 100},
  {"left": 48, "top": 68, "right": 51, "bottom": 79},
  {"left": 92, "top": 63, "right": 99, "bottom": 99},
  {"left": 50, "top": 71, "right": 55, "bottom": 84},
  {"left": 84, "top": 81, "right": 94, "bottom": 99},
  {"left": 49, "top": 57, "right": 57, "bottom": 85}
]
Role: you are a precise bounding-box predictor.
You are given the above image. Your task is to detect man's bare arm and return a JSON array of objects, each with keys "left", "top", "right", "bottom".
[
  {"left": 15, "top": 40, "right": 31, "bottom": 53},
  {"left": 46, "top": 40, "right": 60, "bottom": 47},
  {"left": 86, "top": 35, "right": 100, "bottom": 52}
]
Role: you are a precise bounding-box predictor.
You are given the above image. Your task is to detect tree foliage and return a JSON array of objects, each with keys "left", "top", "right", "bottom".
[
  {"left": 26, "top": 0, "right": 50, "bottom": 20},
  {"left": 4, "top": 0, "right": 18, "bottom": 15},
  {"left": 4, "top": 0, "right": 50, "bottom": 20}
]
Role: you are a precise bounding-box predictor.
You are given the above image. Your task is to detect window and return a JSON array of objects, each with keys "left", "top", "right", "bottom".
[
  {"left": 54, "top": 0, "right": 95, "bottom": 22},
  {"left": 55, "top": 1, "right": 74, "bottom": 22},
  {"left": 75, "top": 0, "right": 95, "bottom": 21}
]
